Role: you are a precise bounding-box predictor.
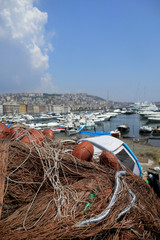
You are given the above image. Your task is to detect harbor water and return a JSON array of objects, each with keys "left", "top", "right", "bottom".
[
  {"left": 96, "top": 113, "right": 145, "bottom": 138},
  {"left": 93, "top": 113, "right": 160, "bottom": 146}
]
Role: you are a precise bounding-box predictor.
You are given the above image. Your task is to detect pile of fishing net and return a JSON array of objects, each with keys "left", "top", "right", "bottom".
[{"left": 0, "top": 137, "right": 160, "bottom": 240}]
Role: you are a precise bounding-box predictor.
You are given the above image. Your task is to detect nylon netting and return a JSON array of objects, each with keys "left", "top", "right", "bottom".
[{"left": 0, "top": 137, "right": 160, "bottom": 240}]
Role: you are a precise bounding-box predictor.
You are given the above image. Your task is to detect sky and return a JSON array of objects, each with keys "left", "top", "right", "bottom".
[{"left": 0, "top": 0, "right": 160, "bottom": 102}]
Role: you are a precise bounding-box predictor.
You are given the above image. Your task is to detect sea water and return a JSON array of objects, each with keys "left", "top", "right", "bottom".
[
  {"left": 96, "top": 113, "right": 160, "bottom": 146},
  {"left": 55, "top": 113, "right": 160, "bottom": 146}
]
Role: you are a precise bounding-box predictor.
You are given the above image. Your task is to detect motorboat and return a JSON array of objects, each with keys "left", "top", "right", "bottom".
[
  {"left": 65, "top": 125, "right": 86, "bottom": 136},
  {"left": 79, "top": 129, "right": 121, "bottom": 138},
  {"left": 152, "top": 126, "right": 160, "bottom": 136},
  {"left": 147, "top": 117, "right": 160, "bottom": 123},
  {"left": 117, "top": 124, "right": 130, "bottom": 134},
  {"left": 139, "top": 126, "right": 153, "bottom": 135},
  {"left": 51, "top": 127, "right": 64, "bottom": 134}
]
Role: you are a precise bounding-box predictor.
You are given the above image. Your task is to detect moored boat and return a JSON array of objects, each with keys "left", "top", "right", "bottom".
[
  {"left": 117, "top": 124, "right": 130, "bottom": 134},
  {"left": 139, "top": 125, "right": 153, "bottom": 135},
  {"left": 65, "top": 125, "right": 86, "bottom": 136},
  {"left": 152, "top": 126, "right": 160, "bottom": 136}
]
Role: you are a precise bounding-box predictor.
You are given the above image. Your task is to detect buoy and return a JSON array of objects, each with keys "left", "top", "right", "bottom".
[
  {"left": 72, "top": 141, "right": 94, "bottom": 161},
  {"left": 43, "top": 128, "right": 55, "bottom": 139},
  {"left": 22, "top": 129, "right": 44, "bottom": 145},
  {"left": 28, "top": 129, "right": 44, "bottom": 139},
  {"left": 9, "top": 124, "right": 26, "bottom": 141},
  {"left": 21, "top": 133, "right": 43, "bottom": 146},
  {"left": 0, "top": 122, "right": 9, "bottom": 139},
  {"left": 99, "top": 151, "right": 120, "bottom": 171},
  {"left": 29, "top": 129, "right": 44, "bottom": 143}
]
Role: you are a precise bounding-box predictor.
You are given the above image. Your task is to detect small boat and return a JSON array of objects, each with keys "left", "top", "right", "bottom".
[
  {"left": 139, "top": 125, "right": 153, "bottom": 135},
  {"left": 51, "top": 127, "right": 66, "bottom": 133},
  {"left": 78, "top": 135, "right": 142, "bottom": 176},
  {"left": 79, "top": 130, "right": 121, "bottom": 138},
  {"left": 117, "top": 124, "right": 130, "bottom": 134},
  {"left": 66, "top": 128, "right": 81, "bottom": 136},
  {"left": 65, "top": 125, "right": 86, "bottom": 136},
  {"left": 110, "top": 130, "right": 121, "bottom": 138},
  {"left": 147, "top": 117, "right": 160, "bottom": 123},
  {"left": 152, "top": 126, "right": 160, "bottom": 136}
]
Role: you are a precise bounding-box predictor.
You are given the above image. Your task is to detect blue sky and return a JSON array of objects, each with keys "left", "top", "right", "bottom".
[{"left": 0, "top": 0, "right": 160, "bottom": 102}]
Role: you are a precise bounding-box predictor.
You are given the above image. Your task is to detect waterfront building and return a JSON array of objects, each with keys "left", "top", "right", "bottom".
[
  {"left": 0, "top": 105, "right": 3, "bottom": 116},
  {"left": 33, "top": 105, "right": 40, "bottom": 114},
  {"left": 39, "top": 105, "right": 46, "bottom": 113},
  {"left": 3, "top": 102, "right": 19, "bottom": 115},
  {"left": 53, "top": 105, "right": 65, "bottom": 114},
  {"left": 26, "top": 105, "right": 34, "bottom": 114},
  {"left": 19, "top": 104, "right": 27, "bottom": 114}
]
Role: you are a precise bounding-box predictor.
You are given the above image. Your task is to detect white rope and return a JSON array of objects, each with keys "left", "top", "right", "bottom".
[
  {"left": 76, "top": 170, "right": 136, "bottom": 227},
  {"left": 76, "top": 171, "right": 126, "bottom": 227}
]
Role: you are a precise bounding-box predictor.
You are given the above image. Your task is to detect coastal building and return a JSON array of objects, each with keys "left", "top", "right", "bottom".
[
  {"left": 33, "top": 105, "right": 39, "bottom": 114},
  {"left": 0, "top": 105, "right": 3, "bottom": 115},
  {"left": 63, "top": 106, "right": 71, "bottom": 113},
  {"left": 51, "top": 105, "right": 70, "bottom": 114},
  {"left": 3, "top": 102, "right": 19, "bottom": 115},
  {"left": 46, "top": 104, "right": 53, "bottom": 112},
  {"left": 53, "top": 105, "right": 64, "bottom": 114},
  {"left": 26, "top": 105, "right": 34, "bottom": 114},
  {"left": 19, "top": 104, "right": 27, "bottom": 114},
  {"left": 39, "top": 105, "right": 46, "bottom": 113}
]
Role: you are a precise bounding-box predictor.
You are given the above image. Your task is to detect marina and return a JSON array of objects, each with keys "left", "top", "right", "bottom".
[{"left": 1, "top": 103, "right": 160, "bottom": 144}]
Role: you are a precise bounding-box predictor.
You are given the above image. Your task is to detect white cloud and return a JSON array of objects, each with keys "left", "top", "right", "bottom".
[
  {"left": 29, "top": 44, "right": 49, "bottom": 70},
  {"left": 0, "top": 0, "right": 53, "bottom": 72},
  {"left": 37, "top": 73, "right": 57, "bottom": 93}
]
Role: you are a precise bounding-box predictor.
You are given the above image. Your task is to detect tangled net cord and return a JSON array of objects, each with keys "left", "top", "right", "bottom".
[
  {"left": 4, "top": 144, "right": 39, "bottom": 196},
  {"left": 10, "top": 124, "right": 29, "bottom": 141},
  {"left": 4, "top": 133, "right": 80, "bottom": 230},
  {"left": 5, "top": 135, "right": 136, "bottom": 230},
  {"left": 76, "top": 170, "right": 136, "bottom": 227},
  {"left": 19, "top": 137, "right": 80, "bottom": 230}
]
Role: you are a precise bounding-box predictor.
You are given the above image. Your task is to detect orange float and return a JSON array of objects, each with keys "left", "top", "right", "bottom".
[
  {"left": 20, "top": 134, "right": 42, "bottom": 145},
  {"left": 0, "top": 122, "right": 9, "bottom": 139},
  {"left": 99, "top": 151, "right": 120, "bottom": 171},
  {"left": 9, "top": 125, "right": 26, "bottom": 140},
  {"left": 72, "top": 141, "right": 94, "bottom": 162},
  {"left": 43, "top": 128, "right": 55, "bottom": 139},
  {"left": 20, "top": 129, "right": 44, "bottom": 145},
  {"left": 28, "top": 129, "right": 44, "bottom": 138}
]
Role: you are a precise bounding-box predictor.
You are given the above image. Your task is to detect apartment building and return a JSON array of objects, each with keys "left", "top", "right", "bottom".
[
  {"left": 0, "top": 105, "right": 3, "bottom": 115},
  {"left": 3, "top": 102, "right": 19, "bottom": 115},
  {"left": 19, "top": 104, "right": 27, "bottom": 114}
]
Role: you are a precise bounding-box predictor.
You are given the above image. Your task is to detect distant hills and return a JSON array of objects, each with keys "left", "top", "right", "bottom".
[
  {"left": 0, "top": 92, "right": 159, "bottom": 107},
  {"left": 43, "top": 93, "right": 106, "bottom": 101}
]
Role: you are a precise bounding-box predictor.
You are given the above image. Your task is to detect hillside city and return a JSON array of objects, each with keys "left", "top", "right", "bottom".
[{"left": 0, "top": 92, "right": 129, "bottom": 116}]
